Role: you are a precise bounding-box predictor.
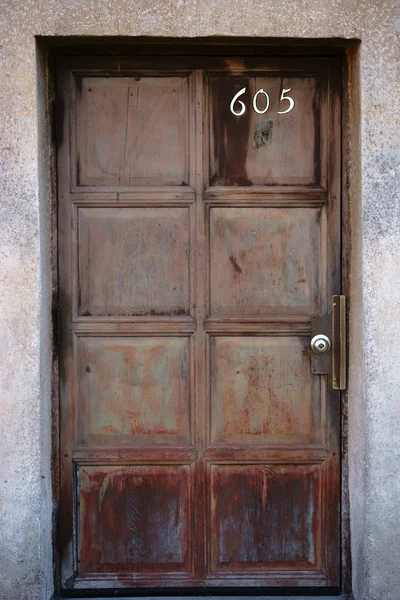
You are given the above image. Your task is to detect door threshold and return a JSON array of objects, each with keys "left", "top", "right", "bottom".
[{"left": 55, "top": 596, "right": 352, "bottom": 600}]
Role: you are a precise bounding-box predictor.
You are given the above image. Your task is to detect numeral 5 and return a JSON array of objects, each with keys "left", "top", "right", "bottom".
[{"left": 277, "top": 88, "right": 295, "bottom": 114}]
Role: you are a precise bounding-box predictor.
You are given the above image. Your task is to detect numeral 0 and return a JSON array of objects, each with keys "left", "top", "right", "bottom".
[
  {"left": 253, "top": 89, "right": 270, "bottom": 114},
  {"left": 230, "top": 87, "right": 295, "bottom": 116}
]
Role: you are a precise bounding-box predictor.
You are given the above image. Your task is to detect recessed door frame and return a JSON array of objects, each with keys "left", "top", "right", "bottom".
[{"left": 43, "top": 37, "right": 356, "bottom": 597}]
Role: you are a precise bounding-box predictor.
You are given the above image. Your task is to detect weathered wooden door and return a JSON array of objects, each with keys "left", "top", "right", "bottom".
[{"left": 57, "top": 52, "right": 341, "bottom": 591}]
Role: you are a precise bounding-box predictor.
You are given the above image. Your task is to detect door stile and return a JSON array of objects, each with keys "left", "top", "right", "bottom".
[
  {"left": 194, "top": 69, "right": 207, "bottom": 580},
  {"left": 323, "top": 58, "right": 342, "bottom": 585},
  {"left": 187, "top": 71, "right": 198, "bottom": 579},
  {"left": 57, "top": 60, "right": 76, "bottom": 585}
]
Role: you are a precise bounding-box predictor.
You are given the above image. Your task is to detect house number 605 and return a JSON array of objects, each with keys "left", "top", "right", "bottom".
[{"left": 229, "top": 87, "right": 295, "bottom": 116}]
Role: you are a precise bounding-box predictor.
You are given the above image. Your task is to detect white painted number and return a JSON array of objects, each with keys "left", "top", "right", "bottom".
[
  {"left": 230, "top": 87, "right": 247, "bottom": 116},
  {"left": 229, "top": 86, "right": 295, "bottom": 116},
  {"left": 252, "top": 88, "right": 270, "bottom": 115},
  {"left": 277, "top": 88, "right": 295, "bottom": 114}
]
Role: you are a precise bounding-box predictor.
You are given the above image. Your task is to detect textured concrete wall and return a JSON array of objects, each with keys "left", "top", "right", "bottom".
[{"left": 0, "top": 2, "right": 399, "bottom": 599}]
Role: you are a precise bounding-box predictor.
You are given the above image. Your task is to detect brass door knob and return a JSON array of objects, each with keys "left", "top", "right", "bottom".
[{"left": 311, "top": 334, "right": 331, "bottom": 355}]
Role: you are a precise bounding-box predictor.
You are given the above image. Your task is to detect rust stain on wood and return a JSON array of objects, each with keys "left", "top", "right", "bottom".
[
  {"left": 229, "top": 254, "right": 242, "bottom": 274},
  {"left": 210, "top": 76, "right": 252, "bottom": 186}
]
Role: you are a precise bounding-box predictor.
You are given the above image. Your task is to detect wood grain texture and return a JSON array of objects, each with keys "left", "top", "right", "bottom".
[
  {"left": 208, "top": 75, "right": 327, "bottom": 187},
  {"left": 75, "top": 76, "right": 190, "bottom": 188},
  {"left": 77, "top": 336, "right": 191, "bottom": 446},
  {"left": 77, "top": 207, "right": 190, "bottom": 317},
  {"left": 209, "top": 336, "right": 322, "bottom": 445},
  {"left": 210, "top": 464, "right": 322, "bottom": 570},
  {"left": 79, "top": 465, "right": 192, "bottom": 574},
  {"left": 57, "top": 54, "right": 341, "bottom": 590},
  {"left": 208, "top": 206, "right": 321, "bottom": 317}
]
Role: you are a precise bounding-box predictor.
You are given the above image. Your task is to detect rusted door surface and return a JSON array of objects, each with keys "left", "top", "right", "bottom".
[{"left": 57, "top": 54, "right": 341, "bottom": 590}]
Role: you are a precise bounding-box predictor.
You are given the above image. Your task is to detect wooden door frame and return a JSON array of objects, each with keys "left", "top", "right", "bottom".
[{"left": 39, "top": 36, "right": 358, "bottom": 597}]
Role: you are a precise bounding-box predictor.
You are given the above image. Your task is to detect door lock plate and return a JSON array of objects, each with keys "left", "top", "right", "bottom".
[
  {"left": 332, "top": 295, "right": 347, "bottom": 390},
  {"left": 310, "top": 296, "right": 347, "bottom": 389}
]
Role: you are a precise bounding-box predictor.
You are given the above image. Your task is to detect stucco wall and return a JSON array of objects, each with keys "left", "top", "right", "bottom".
[{"left": 0, "top": 2, "right": 399, "bottom": 599}]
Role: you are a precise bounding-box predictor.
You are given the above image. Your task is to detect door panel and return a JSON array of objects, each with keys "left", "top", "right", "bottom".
[
  {"left": 209, "top": 206, "right": 321, "bottom": 317},
  {"left": 210, "top": 464, "right": 322, "bottom": 570},
  {"left": 77, "top": 336, "right": 191, "bottom": 446},
  {"left": 57, "top": 53, "right": 341, "bottom": 590},
  {"left": 78, "top": 465, "right": 192, "bottom": 574},
  {"left": 208, "top": 75, "right": 327, "bottom": 187},
  {"left": 209, "top": 336, "right": 322, "bottom": 445},
  {"left": 75, "top": 76, "right": 190, "bottom": 187},
  {"left": 77, "top": 207, "right": 191, "bottom": 317}
]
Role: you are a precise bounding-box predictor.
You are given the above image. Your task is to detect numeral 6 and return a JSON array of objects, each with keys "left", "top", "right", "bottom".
[{"left": 229, "top": 87, "right": 247, "bottom": 116}]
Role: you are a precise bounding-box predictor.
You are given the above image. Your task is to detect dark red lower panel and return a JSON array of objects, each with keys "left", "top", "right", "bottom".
[
  {"left": 78, "top": 465, "right": 192, "bottom": 575},
  {"left": 210, "top": 464, "right": 323, "bottom": 572}
]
